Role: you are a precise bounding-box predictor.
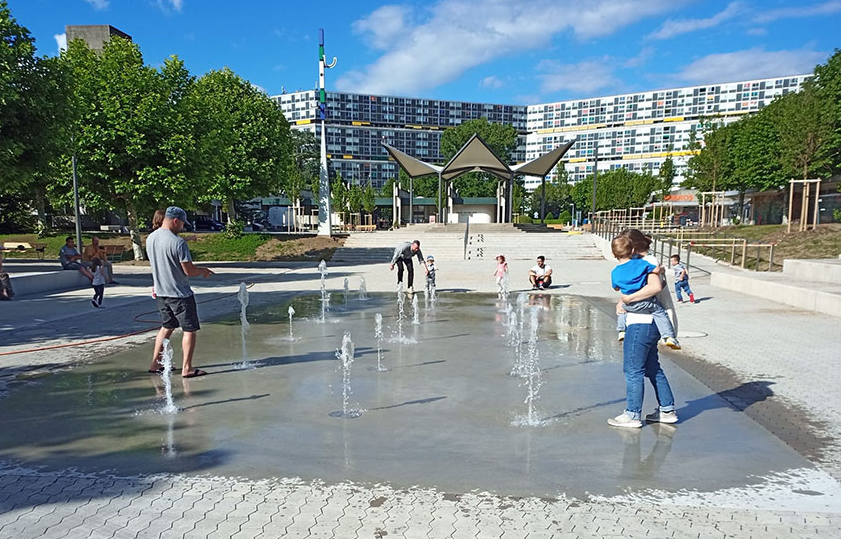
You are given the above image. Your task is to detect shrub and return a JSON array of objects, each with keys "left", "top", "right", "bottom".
[{"left": 224, "top": 219, "right": 245, "bottom": 240}]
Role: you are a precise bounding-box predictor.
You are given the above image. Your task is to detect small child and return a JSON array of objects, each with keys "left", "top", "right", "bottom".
[
  {"left": 671, "top": 254, "right": 695, "bottom": 303},
  {"left": 90, "top": 257, "right": 106, "bottom": 308},
  {"left": 611, "top": 236, "right": 680, "bottom": 349},
  {"left": 493, "top": 254, "right": 508, "bottom": 295},
  {"left": 425, "top": 255, "right": 437, "bottom": 294}
]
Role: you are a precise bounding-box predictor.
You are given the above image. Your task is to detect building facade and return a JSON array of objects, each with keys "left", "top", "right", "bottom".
[
  {"left": 272, "top": 91, "right": 526, "bottom": 190},
  {"left": 274, "top": 74, "right": 809, "bottom": 192},
  {"left": 525, "top": 75, "right": 809, "bottom": 188},
  {"left": 65, "top": 25, "right": 131, "bottom": 53}
]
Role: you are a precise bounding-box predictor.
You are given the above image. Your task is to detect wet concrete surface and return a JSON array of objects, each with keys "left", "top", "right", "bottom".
[{"left": 0, "top": 292, "right": 817, "bottom": 499}]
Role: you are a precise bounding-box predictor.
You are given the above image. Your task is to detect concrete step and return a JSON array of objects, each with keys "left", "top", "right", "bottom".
[
  {"left": 783, "top": 259, "right": 841, "bottom": 284},
  {"left": 710, "top": 270, "right": 841, "bottom": 318},
  {"left": 10, "top": 270, "right": 92, "bottom": 297}
]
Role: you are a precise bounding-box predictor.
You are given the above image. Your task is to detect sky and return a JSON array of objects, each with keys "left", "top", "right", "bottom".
[{"left": 8, "top": 0, "right": 841, "bottom": 104}]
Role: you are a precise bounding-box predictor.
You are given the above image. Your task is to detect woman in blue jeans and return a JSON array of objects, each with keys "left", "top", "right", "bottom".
[{"left": 609, "top": 272, "right": 678, "bottom": 428}]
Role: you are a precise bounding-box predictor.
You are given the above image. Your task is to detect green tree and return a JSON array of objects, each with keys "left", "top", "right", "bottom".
[
  {"left": 683, "top": 119, "right": 731, "bottom": 193},
  {"left": 657, "top": 156, "right": 676, "bottom": 200},
  {"left": 347, "top": 183, "right": 364, "bottom": 214},
  {"left": 331, "top": 172, "right": 348, "bottom": 219},
  {"left": 288, "top": 129, "right": 320, "bottom": 197},
  {"left": 60, "top": 37, "right": 209, "bottom": 259},
  {"left": 440, "top": 117, "right": 518, "bottom": 198},
  {"left": 362, "top": 183, "right": 376, "bottom": 214},
  {"left": 725, "top": 111, "right": 785, "bottom": 215},
  {"left": 810, "top": 49, "right": 841, "bottom": 176},
  {"left": 192, "top": 68, "right": 291, "bottom": 223},
  {"left": 571, "top": 168, "right": 660, "bottom": 212},
  {"left": 774, "top": 86, "right": 833, "bottom": 181},
  {"left": 0, "top": 2, "right": 72, "bottom": 229}
]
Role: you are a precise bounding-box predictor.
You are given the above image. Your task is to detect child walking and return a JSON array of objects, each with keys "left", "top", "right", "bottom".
[
  {"left": 425, "top": 255, "right": 437, "bottom": 295},
  {"left": 91, "top": 257, "right": 106, "bottom": 308},
  {"left": 494, "top": 254, "right": 508, "bottom": 295},
  {"left": 671, "top": 255, "right": 695, "bottom": 303},
  {"left": 611, "top": 236, "right": 680, "bottom": 350}
]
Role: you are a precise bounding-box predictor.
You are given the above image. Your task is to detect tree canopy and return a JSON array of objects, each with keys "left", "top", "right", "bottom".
[{"left": 440, "top": 117, "right": 518, "bottom": 198}]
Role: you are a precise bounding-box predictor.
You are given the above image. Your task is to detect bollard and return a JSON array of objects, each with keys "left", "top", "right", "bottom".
[
  {"left": 741, "top": 239, "right": 747, "bottom": 269},
  {"left": 768, "top": 244, "right": 775, "bottom": 272}
]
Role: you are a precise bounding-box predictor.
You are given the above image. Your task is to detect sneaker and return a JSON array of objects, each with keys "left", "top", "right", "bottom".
[
  {"left": 91, "top": 300, "right": 99, "bottom": 308},
  {"left": 689, "top": 294, "right": 695, "bottom": 303},
  {"left": 532, "top": 285, "right": 538, "bottom": 290},
  {"left": 617, "top": 331, "right": 625, "bottom": 342},
  {"left": 645, "top": 409, "right": 678, "bottom": 424},
  {"left": 607, "top": 413, "right": 642, "bottom": 428},
  {"left": 664, "top": 337, "right": 681, "bottom": 350},
  {"left": 676, "top": 299, "right": 684, "bottom": 303},
  {"left": 538, "top": 284, "right": 544, "bottom": 290},
  {"left": 407, "top": 286, "right": 414, "bottom": 294}
]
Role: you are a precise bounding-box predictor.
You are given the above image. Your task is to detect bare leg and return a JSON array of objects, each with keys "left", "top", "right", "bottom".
[
  {"left": 181, "top": 331, "right": 197, "bottom": 375},
  {"left": 150, "top": 326, "right": 175, "bottom": 371},
  {"left": 79, "top": 266, "right": 94, "bottom": 280}
]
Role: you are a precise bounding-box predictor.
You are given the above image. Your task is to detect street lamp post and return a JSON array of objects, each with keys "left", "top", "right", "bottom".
[
  {"left": 71, "top": 134, "right": 82, "bottom": 250},
  {"left": 590, "top": 138, "right": 599, "bottom": 230}
]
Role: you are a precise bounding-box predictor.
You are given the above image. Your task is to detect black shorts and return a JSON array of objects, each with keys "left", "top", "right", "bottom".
[{"left": 156, "top": 295, "right": 200, "bottom": 332}]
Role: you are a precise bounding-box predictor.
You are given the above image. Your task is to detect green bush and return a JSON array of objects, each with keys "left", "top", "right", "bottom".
[
  {"left": 224, "top": 219, "right": 244, "bottom": 240},
  {"left": 558, "top": 210, "right": 572, "bottom": 223}
]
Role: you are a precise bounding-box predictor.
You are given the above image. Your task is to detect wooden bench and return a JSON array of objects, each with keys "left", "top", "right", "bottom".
[
  {"left": 356, "top": 225, "right": 377, "bottom": 232},
  {"left": 2, "top": 242, "right": 47, "bottom": 259},
  {"left": 98, "top": 244, "right": 129, "bottom": 262}
]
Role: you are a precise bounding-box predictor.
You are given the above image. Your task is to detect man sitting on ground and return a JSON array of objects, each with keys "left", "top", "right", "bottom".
[
  {"left": 83, "top": 235, "right": 118, "bottom": 284},
  {"left": 59, "top": 236, "right": 94, "bottom": 281},
  {"left": 528, "top": 255, "right": 553, "bottom": 290}
]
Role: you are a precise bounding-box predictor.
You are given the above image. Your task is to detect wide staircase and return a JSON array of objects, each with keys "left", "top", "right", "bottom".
[{"left": 330, "top": 224, "right": 604, "bottom": 265}]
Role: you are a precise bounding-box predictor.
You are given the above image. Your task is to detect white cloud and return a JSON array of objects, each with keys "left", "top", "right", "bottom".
[
  {"left": 537, "top": 58, "right": 621, "bottom": 95},
  {"left": 351, "top": 5, "right": 412, "bottom": 49},
  {"left": 745, "top": 27, "right": 768, "bottom": 36},
  {"left": 84, "top": 0, "right": 108, "bottom": 9},
  {"left": 647, "top": 1, "right": 743, "bottom": 40},
  {"left": 674, "top": 47, "right": 825, "bottom": 83},
  {"left": 479, "top": 75, "right": 505, "bottom": 89},
  {"left": 624, "top": 46, "right": 655, "bottom": 68},
  {"left": 54, "top": 33, "right": 67, "bottom": 54},
  {"left": 155, "top": 0, "right": 184, "bottom": 13},
  {"left": 337, "top": 0, "right": 687, "bottom": 95},
  {"left": 754, "top": 0, "right": 841, "bottom": 24}
]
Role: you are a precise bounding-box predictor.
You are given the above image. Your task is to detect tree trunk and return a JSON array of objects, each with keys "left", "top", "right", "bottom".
[
  {"left": 226, "top": 199, "right": 236, "bottom": 223},
  {"left": 125, "top": 201, "right": 145, "bottom": 261},
  {"left": 738, "top": 191, "right": 746, "bottom": 222},
  {"left": 34, "top": 186, "right": 47, "bottom": 229}
]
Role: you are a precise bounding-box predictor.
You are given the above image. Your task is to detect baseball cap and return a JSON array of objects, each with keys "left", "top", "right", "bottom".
[
  {"left": 165, "top": 206, "right": 188, "bottom": 222},
  {"left": 426, "top": 255, "right": 434, "bottom": 260}
]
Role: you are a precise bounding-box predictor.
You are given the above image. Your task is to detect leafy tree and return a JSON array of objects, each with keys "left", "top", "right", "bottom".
[
  {"left": 288, "top": 129, "right": 320, "bottom": 197},
  {"left": 331, "top": 172, "right": 348, "bottom": 218},
  {"left": 440, "top": 117, "right": 518, "bottom": 198},
  {"left": 725, "top": 111, "right": 785, "bottom": 215},
  {"left": 657, "top": 156, "right": 676, "bottom": 200},
  {"left": 192, "top": 68, "right": 291, "bottom": 223},
  {"left": 347, "top": 183, "right": 364, "bottom": 214},
  {"left": 362, "top": 183, "right": 376, "bottom": 214},
  {"left": 774, "top": 85, "right": 833, "bottom": 181},
  {"left": 60, "top": 37, "right": 209, "bottom": 259},
  {"left": 380, "top": 176, "right": 396, "bottom": 197},
  {"left": 571, "top": 168, "right": 660, "bottom": 212},
  {"left": 0, "top": 2, "right": 72, "bottom": 228},
  {"left": 810, "top": 49, "right": 841, "bottom": 176},
  {"left": 683, "top": 119, "right": 731, "bottom": 192}
]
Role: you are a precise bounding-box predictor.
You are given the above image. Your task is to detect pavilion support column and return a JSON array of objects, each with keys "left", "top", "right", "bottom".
[
  {"left": 437, "top": 171, "right": 442, "bottom": 225},
  {"left": 508, "top": 173, "right": 514, "bottom": 223}
]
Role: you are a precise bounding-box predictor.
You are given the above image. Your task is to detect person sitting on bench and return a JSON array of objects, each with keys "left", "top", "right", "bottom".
[{"left": 59, "top": 236, "right": 94, "bottom": 281}]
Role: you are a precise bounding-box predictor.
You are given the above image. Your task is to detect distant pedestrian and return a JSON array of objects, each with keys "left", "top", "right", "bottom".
[
  {"left": 90, "top": 258, "right": 106, "bottom": 308},
  {"left": 83, "top": 236, "right": 118, "bottom": 284},
  {"left": 0, "top": 250, "right": 14, "bottom": 300},
  {"left": 152, "top": 209, "right": 165, "bottom": 231},
  {"left": 389, "top": 240, "right": 427, "bottom": 295},
  {"left": 671, "top": 255, "right": 695, "bottom": 304},
  {"left": 146, "top": 206, "right": 214, "bottom": 378},
  {"left": 494, "top": 254, "right": 508, "bottom": 295}
]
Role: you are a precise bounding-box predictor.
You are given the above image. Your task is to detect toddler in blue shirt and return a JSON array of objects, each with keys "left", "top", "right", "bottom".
[{"left": 611, "top": 235, "right": 679, "bottom": 349}]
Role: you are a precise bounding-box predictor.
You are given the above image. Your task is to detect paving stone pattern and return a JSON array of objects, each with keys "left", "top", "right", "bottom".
[{"left": 1, "top": 469, "right": 840, "bottom": 539}]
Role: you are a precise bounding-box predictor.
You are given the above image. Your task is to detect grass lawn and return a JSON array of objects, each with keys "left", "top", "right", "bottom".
[{"left": 0, "top": 233, "right": 130, "bottom": 260}]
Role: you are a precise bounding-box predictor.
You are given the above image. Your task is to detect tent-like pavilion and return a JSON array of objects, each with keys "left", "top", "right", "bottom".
[{"left": 382, "top": 134, "right": 575, "bottom": 224}]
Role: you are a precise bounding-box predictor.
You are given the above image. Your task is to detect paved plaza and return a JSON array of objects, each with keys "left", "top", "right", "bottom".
[{"left": 1, "top": 241, "right": 840, "bottom": 538}]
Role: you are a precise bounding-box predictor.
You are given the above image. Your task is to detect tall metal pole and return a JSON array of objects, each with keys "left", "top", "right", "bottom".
[
  {"left": 540, "top": 175, "right": 546, "bottom": 224},
  {"left": 437, "top": 171, "right": 442, "bottom": 225},
  {"left": 71, "top": 134, "right": 82, "bottom": 250},
  {"left": 590, "top": 137, "right": 599, "bottom": 230},
  {"left": 317, "top": 29, "right": 337, "bottom": 236},
  {"left": 409, "top": 176, "right": 413, "bottom": 226}
]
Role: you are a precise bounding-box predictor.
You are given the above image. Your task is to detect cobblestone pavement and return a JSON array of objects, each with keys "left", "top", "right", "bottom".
[
  {"left": 2, "top": 246, "right": 841, "bottom": 538},
  {"left": 1, "top": 467, "right": 840, "bottom": 539}
]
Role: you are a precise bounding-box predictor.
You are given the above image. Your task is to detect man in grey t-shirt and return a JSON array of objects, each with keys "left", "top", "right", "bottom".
[
  {"left": 389, "top": 239, "right": 427, "bottom": 294},
  {"left": 147, "top": 206, "right": 214, "bottom": 378},
  {"left": 59, "top": 236, "right": 94, "bottom": 281}
]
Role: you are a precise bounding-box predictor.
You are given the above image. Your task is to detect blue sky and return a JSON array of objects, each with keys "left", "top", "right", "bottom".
[{"left": 9, "top": 0, "right": 841, "bottom": 104}]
